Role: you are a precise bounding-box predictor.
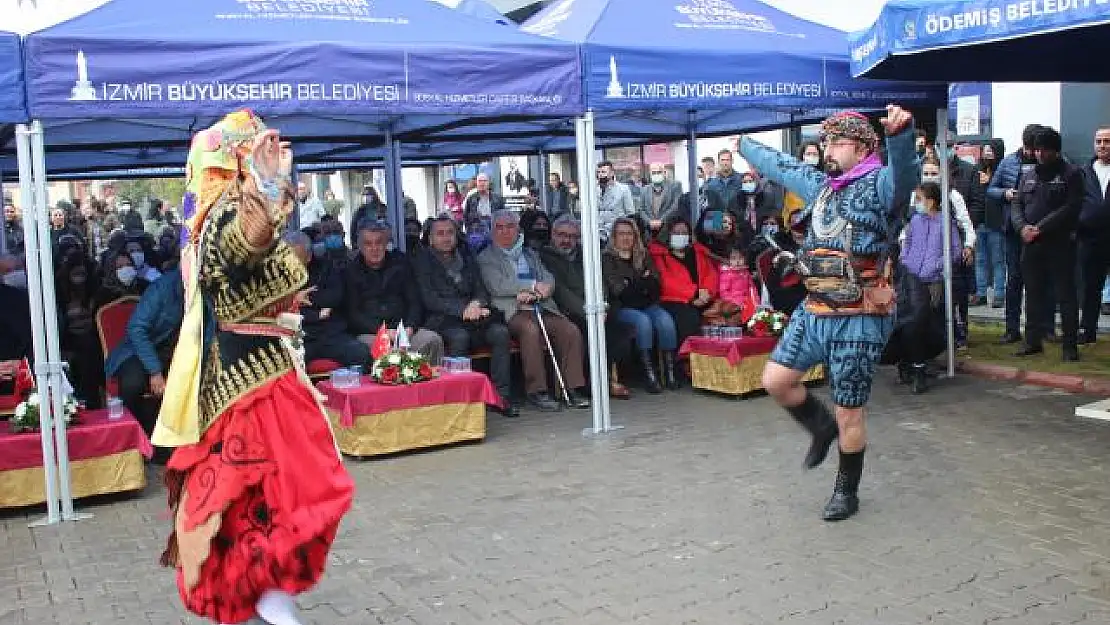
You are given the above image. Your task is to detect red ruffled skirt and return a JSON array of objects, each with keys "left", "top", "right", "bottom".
[{"left": 161, "top": 371, "right": 354, "bottom": 624}]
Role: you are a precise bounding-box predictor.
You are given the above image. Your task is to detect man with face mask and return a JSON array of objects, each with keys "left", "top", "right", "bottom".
[
  {"left": 3, "top": 197, "right": 23, "bottom": 256},
  {"left": 596, "top": 161, "right": 635, "bottom": 241},
  {"left": 739, "top": 106, "right": 918, "bottom": 522},
  {"left": 286, "top": 231, "right": 371, "bottom": 369},
  {"left": 638, "top": 163, "right": 684, "bottom": 231}
]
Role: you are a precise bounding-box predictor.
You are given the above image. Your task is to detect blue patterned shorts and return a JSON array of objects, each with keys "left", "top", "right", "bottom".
[{"left": 770, "top": 307, "right": 894, "bottom": 408}]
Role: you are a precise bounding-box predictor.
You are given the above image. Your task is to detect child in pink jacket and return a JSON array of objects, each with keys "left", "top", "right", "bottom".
[{"left": 707, "top": 244, "right": 762, "bottom": 326}]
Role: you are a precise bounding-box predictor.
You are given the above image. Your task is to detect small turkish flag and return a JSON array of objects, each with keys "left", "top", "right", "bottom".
[{"left": 370, "top": 322, "right": 393, "bottom": 360}]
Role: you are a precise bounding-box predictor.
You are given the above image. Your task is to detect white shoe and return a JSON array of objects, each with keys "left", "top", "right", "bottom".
[{"left": 255, "top": 589, "right": 303, "bottom": 625}]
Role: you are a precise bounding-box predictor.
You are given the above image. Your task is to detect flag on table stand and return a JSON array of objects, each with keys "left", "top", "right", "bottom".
[
  {"left": 371, "top": 322, "right": 393, "bottom": 360},
  {"left": 396, "top": 322, "right": 411, "bottom": 351}
]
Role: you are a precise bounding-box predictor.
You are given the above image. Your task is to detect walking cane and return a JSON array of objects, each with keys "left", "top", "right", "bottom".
[{"left": 533, "top": 301, "right": 572, "bottom": 405}]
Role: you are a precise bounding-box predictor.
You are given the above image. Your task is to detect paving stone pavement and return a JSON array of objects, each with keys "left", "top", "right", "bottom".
[{"left": 4, "top": 373, "right": 1110, "bottom": 625}]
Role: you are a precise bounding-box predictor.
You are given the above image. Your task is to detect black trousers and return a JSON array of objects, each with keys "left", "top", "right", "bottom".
[
  {"left": 304, "top": 335, "right": 372, "bottom": 368},
  {"left": 440, "top": 321, "right": 512, "bottom": 401},
  {"left": 1079, "top": 234, "right": 1110, "bottom": 336},
  {"left": 114, "top": 355, "right": 164, "bottom": 437},
  {"left": 1022, "top": 239, "right": 1078, "bottom": 348}
]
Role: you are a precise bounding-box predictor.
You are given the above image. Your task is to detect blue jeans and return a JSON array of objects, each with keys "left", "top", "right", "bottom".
[
  {"left": 1102, "top": 276, "right": 1110, "bottom": 304},
  {"left": 616, "top": 305, "right": 678, "bottom": 351},
  {"left": 975, "top": 225, "right": 1006, "bottom": 298}
]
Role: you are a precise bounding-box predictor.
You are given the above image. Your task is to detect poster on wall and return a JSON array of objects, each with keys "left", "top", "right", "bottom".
[
  {"left": 499, "top": 156, "right": 531, "bottom": 211},
  {"left": 948, "top": 82, "right": 992, "bottom": 139}
]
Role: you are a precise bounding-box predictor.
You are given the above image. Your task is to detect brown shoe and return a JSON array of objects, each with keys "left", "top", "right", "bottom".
[{"left": 610, "top": 381, "right": 631, "bottom": 399}]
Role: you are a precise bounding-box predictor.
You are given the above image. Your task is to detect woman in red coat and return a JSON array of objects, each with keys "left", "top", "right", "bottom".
[{"left": 648, "top": 216, "right": 720, "bottom": 349}]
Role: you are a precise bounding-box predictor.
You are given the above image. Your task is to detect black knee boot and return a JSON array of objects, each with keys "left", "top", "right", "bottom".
[
  {"left": 785, "top": 394, "right": 838, "bottom": 470},
  {"left": 662, "top": 351, "right": 681, "bottom": 390},
  {"left": 639, "top": 350, "right": 663, "bottom": 394},
  {"left": 911, "top": 363, "right": 928, "bottom": 395},
  {"left": 823, "top": 447, "right": 864, "bottom": 522}
]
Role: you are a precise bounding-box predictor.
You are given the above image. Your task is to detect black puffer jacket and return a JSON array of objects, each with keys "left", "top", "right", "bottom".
[{"left": 345, "top": 251, "right": 423, "bottom": 334}]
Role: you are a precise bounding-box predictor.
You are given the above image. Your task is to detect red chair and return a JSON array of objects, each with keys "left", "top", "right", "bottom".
[
  {"left": 96, "top": 296, "right": 140, "bottom": 399},
  {"left": 0, "top": 359, "right": 33, "bottom": 416},
  {"left": 307, "top": 358, "right": 342, "bottom": 382}
]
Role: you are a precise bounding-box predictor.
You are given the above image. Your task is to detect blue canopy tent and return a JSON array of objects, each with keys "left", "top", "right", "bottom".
[
  {"left": 10, "top": 0, "right": 584, "bottom": 233},
  {"left": 521, "top": 0, "right": 947, "bottom": 223},
  {"left": 522, "top": 0, "right": 946, "bottom": 133},
  {"left": 850, "top": 0, "right": 1110, "bottom": 82},
  {"left": 0, "top": 31, "right": 27, "bottom": 124}
]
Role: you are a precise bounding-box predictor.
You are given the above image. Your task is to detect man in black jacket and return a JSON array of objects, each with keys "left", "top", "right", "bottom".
[
  {"left": 413, "top": 217, "right": 515, "bottom": 416},
  {"left": 1078, "top": 127, "right": 1110, "bottom": 344},
  {"left": 285, "top": 231, "right": 370, "bottom": 368},
  {"left": 1011, "top": 127, "right": 1084, "bottom": 361},
  {"left": 347, "top": 221, "right": 443, "bottom": 363}
]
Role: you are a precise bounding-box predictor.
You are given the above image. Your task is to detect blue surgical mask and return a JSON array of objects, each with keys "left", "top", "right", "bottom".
[
  {"left": 116, "top": 266, "right": 137, "bottom": 286},
  {"left": 914, "top": 201, "right": 928, "bottom": 214},
  {"left": 324, "top": 234, "right": 345, "bottom": 250},
  {"left": 741, "top": 182, "right": 757, "bottom": 193},
  {"left": 761, "top": 224, "right": 779, "bottom": 237},
  {"left": 129, "top": 251, "right": 145, "bottom": 268}
]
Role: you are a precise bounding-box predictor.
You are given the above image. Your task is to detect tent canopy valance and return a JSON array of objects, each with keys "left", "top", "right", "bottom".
[
  {"left": 851, "top": 0, "right": 1110, "bottom": 81},
  {"left": 523, "top": 0, "right": 947, "bottom": 130}
]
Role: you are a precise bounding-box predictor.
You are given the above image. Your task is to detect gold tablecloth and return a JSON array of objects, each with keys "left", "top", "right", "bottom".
[
  {"left": 690, "top": 352, "right": 826, "bottom": 396},
  {"left": 327, "top": 402, "right": 486, "bottom": 458},
  {"left": 0, "top": 449, "right": 147, "bottom": 509}
]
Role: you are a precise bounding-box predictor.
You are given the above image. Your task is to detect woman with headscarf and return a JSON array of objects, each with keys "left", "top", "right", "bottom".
[
  {"left": 152, "top": 110, "right": 354, "bottom": 625},
  {"left": 348, "top": 185, "right": 387, "bottom": 247}
]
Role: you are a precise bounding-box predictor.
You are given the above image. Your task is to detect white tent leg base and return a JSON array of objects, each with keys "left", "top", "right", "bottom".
[
  {"left": 582, "top": 424, "right": 626, "bottom": 438},
  {"left": 29, "top": 511, "right": 93, "bottom": 528},
  {"left": 1075, "top": 399, "right": 1110, "bottom": 421}
]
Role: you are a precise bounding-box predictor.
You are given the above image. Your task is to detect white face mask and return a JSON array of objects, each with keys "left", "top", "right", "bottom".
[
  {"left": 650, "top": 173, "right": 665, "bottom": 185},
  {"left": 669, "top": 234, "right": 690, "bottom": 250},
  {"left": 116, "top": 266, "right": 137, "bottom": 286},
  {"left": 921, "top": 174, "right": 940, "bottom": 184},
  {"left": 129, "top": 251, "right": 145, "bottom": 268},
  {"left": 2, "top": 269, "right": 27, "bottom": 290},
  {"left": 803, "top": 155, "right": 820, "bottom": 167}
]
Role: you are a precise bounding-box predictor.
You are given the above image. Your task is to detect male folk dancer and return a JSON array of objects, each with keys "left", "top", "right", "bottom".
[{"left": 739, "top": 106, "right": 917, "bottom": 521}]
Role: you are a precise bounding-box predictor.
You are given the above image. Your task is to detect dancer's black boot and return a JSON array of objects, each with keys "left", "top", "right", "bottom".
[
  {"left": 822, "top": 447, "right": 864, "bottom": 522},
  {"left": 785, "top": 394, "right": 838, "bottom": 470},
  {"left": 639, "top": 350, "right": 663, "bottom": 394},
  {"left": 662, "top": 351, "right": 681, "bottom": 390},
  {"left": 910, "top": 363, "right": 928, "bottom": 394}
]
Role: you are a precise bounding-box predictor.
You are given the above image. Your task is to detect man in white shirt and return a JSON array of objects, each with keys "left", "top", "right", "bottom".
[
  {"left": 297, "top": 181, "right": 326, "bottom": 229},
  {"left": 595, "top": 160, "right": 634, "bottom": 240},
  {"left": 1078, "top": 127, "right": 1110, "bottom": 343}
]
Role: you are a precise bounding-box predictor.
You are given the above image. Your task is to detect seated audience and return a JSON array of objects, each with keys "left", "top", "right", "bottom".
[
  {"left": 285, "top": 231, "right": 370, "bottom": 368},
  {"left": 104, "top": 268, "right": 183, "bottom": 456},
  {"left": 346, "top": 221, "right": 443, "bottom": 364},
  {"left": 478, "top": 210, "right": 590, "bottom": 412},
  {"left": 649, "top": 217, "right": 720, "bottom": 347},
  {"left": 414, "top": 217, "right": 515, "bottom": 416},
  {"left": 539, "top": 216, "right": 633, "bottom": 399},
  {"left": 602, "top": 217, "right": 678, "bottom": 393}
]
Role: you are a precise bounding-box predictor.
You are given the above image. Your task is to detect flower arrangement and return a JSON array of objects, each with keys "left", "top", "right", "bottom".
[
  {"left": 370, "top": 350, "right": 434, "bottom": 386},
  {"left": 747, "top": 309, "right": 789, "bottom": 338},
  {"left": 11, "top": 390, "right": 80, "bottom": 433}
]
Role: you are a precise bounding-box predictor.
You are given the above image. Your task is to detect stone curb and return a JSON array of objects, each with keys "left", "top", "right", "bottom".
[{"left": 958, "top": 359, "right": 1110, "bottom": 397}]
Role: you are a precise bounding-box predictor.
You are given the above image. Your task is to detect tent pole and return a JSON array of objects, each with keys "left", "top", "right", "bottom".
[
  {"left": 937, "top": 109, "right": 956, "bottom": 378},
  {"left": 537, "top": 149, "right": 548, "bottom": 212},
  {"left": 686, "top": 110, "right": 699, "bottom": 223},
  {"left": 383, "top": 128, "right": 406, "bottom": 252},
  {"left": 16, "top": 123, "right": 60, "bottom": 527},
  {"left": 574, "top": 111, "right": 616, "bottom": 435},
  {"left": 31, "top": 121, "right": 88, "bottom": 522}
]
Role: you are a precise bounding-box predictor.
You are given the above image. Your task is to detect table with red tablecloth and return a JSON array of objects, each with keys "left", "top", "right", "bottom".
[
  {"left": 679, "top": 336, "right": 826, "bottom": 396},
  {"left": 319, "top": 372, "right": 500, "bottom": 457},
  {"left": 0, "top": 409, "right": 153, "bottom": 508}
]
